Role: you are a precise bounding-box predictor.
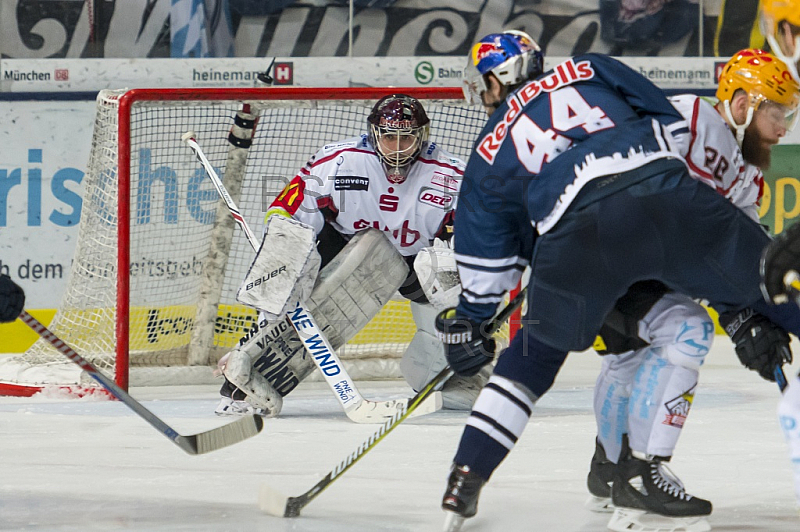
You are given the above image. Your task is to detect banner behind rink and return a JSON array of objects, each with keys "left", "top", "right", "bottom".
[{"left": 0, "top": 55, "right": 798, "bottom": 351}]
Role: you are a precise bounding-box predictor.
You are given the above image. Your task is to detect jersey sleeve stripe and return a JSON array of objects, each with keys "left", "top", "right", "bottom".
[
  {"left": 454, "top": 254, "right": 528, "bottom": 269},
  {"left": 416, "top": 157, "right": 465, "bottom": 175},
  {"left": 457, "top": 261, "right": 526, "bottom": 274},
  {"left": 311, "top": 147, "right": 374, "bottom": 168}
]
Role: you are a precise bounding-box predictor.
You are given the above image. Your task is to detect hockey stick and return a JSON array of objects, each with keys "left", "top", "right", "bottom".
[
  {"left": 772, "top": 272, "right": 800, "bottom": 392},
  {"left": 182, "top": 132, "right": 441, "bottom": 424},
  {"left": 18, "top": 311, "right": 263, "bottom": 455},
  {"left": 259, "top": 288, "right": 527, "bottom": 518}
]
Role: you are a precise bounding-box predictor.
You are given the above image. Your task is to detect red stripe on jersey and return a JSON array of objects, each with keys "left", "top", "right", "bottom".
[
  {"left": 311, "top": 147, "right": 374, "bottom": 168},
  {"left": 685, "top": 98, "right": 715, "bottom": 182},
  {"left": 755, "top": 171, "right": 764, "bottom": 204},
  {"left": 270, "top": 175, "right": 306, "bottom": 215},
  {"left": 417, "top": 156, "right": 465, "bottom": 175}
]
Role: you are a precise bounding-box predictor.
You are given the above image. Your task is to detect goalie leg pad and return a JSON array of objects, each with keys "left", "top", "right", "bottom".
[
  {"left": 308, "top": 228, "right": 409, "bottom": 345},
  {"left": 400, "top": 302, "right": 446, "bottom": 390},
  {"left": 441, "top": 365, "right": 492, "bottom": 410},
  {"left": 222, "top": 351, "right": 283, "bottom": 416},
  {"left": 400, "top": 301, "right": 489, "bottom": 410},
  {"left": 225, "top": 229, "right": 409, "bottom": 410}
]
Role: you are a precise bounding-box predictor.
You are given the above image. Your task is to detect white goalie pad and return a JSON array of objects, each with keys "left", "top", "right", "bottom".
[
  {"left": 237, "top": 214, "right": 321, "bottom": 321},
  {"left": 414, "top": 242, "right": 461, "bottom": 311},
  {"left": 223, "top": 229, "right": 409, "bottom": 410},
  {"left": 399, "top": 302, "right": 488, "bottom": 410},
  {"left": 309, "top": 228, "right": 410, "bottom": 346}
]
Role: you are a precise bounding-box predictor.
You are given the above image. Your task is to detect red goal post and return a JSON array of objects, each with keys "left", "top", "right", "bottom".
[{"left": 1, "top": 86, "right": 517, "bottom": 397}]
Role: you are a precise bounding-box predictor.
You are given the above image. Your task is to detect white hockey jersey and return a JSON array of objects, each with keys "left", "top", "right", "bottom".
[
  {"left": 269, "top": 135, "right": 465, "bottom": 256},
  {"left": 670, "top": 94, "right": 763, "bottom": 222}
]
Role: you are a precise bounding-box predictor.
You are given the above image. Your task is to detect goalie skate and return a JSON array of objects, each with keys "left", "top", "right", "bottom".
[
  {"left": 214, "top": 396, "right": 269, "bottom": 417},
  {"left": 222, "top": 348, "right": 283, "bottom": 417}
]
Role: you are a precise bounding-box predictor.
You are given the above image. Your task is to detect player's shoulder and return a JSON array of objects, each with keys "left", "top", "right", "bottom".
[
  {"left": 572, "top": 52, "right": 628, "bottom": 73},
  {"left": 417, "top": 142, "right": 466, "bottom": 174},
  {"left": 319, "top": 135, "right": 372, "bottom": 155}
]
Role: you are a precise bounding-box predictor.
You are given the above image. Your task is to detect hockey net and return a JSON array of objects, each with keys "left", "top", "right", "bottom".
[{"left": 0, "top": 87, "right": 496, "bottom": 396}]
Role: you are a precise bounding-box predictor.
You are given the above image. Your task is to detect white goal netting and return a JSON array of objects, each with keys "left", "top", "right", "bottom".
[{"left": 1, "top": 87, "right": 492, "bottom": 394}]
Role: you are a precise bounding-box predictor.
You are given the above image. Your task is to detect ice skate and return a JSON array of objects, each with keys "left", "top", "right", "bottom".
[
  {"left": 215, "top": 379, "right": 270, "bottom": 417},
  {"left": 609, "top": 450, "right": 711, "bottom": 532},
  {"left": 586, "top": 438, "right": 616, "bottom": 512},
  {"left": 442, "top": 464, "right": 485, "bottom": 532},
  {"left": 214, "top": 395, "right": 268, "bottom": 417}
]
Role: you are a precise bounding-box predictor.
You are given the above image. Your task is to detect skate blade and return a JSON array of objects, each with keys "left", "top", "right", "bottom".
[
  {"left": 585, "top": 494, "right": 614, "bottom": 513},
  {"left": 443, "top": 510, "right": 466, "bottom": 532},
  {"left": 608, "top": 507, "right": 711, "bottom": 532}
]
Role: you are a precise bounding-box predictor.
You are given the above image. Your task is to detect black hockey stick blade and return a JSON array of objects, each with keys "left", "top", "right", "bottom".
[
  {"left": 259, "top": 289, "right": 526, "bottom": 517},
  {"left": 19, "top": 311, "right": 264, "bottom": 455}
]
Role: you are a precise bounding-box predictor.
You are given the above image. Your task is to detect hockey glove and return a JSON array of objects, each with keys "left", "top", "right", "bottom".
[
  {"left": 435, "top": 309, "right": 496, "bottom": 377},
  {"left": 719, "top": 308, "right": 792, "bottom": 382},
  {"left": 0, "top": 274, "right": 24, "bottom": 323},
  {"left": 761, "top": 222, "right": 800, "bottom": 304}
]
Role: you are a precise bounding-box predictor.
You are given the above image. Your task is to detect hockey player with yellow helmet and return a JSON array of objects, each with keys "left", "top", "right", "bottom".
[{"left": 586, "top": 48, "right": 800, "bottom": 532}]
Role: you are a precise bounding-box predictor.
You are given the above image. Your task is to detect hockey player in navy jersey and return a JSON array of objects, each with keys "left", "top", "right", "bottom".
[{"left": 435, "top": 31, "right": 800, "bottom": 531}]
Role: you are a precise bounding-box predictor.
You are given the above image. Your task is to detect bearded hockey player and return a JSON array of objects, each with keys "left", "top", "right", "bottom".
[
  {"left": 587, "top": 49, "right": 800, "bottom": 532},
  {"left": 215, "top": 94, "right": 482, "bottom": 418}
]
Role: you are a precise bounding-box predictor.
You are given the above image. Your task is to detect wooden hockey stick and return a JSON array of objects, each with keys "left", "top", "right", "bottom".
[
  {"left": 259, "top": 288, "right": 526, "bottom": 518},
  {"left": 18, "top": 311, "right": 263, "bottom": 455},
  {"left": 182, "top": 132, "right": 441, "bottom": 424}
]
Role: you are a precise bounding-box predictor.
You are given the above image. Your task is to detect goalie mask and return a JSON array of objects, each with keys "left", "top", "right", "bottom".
[
  {"left": 367, "top": 94, "right": 430, "bottom": 184},
  {"left": 760, "top": 0, "right": 800, "bottom": 82},
  {"left": 716, "top": 49, "right": 800, "bottom": 145},
  {"left": 463, "top": 30, "right": 545, "bottom": 106}
]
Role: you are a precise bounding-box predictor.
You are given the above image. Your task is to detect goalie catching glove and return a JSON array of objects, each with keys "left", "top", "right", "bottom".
[
  {"left": 719, "top": 308, "right": 792, "bottom": 382},
  {"left": 761, "top": 222, "right": 800, "bottom": 304},
  {"left": 435, "top": 309, "right": 496, "bottom": 377},
  {"left": 414, "top": 239, "right": 461, "bottom": 311}
]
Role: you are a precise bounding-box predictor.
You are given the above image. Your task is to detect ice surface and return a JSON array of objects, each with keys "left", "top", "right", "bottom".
[{"left": 0, "top": 343, "right": 798, "bottom": 531}]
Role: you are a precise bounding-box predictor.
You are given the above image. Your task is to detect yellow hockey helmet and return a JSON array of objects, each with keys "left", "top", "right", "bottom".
[
  {"left": 716, "top": 49, "right": 800, "bottom": 142},
  {"left": 760, "top": 0, "right": 800, "bottom": 81}
]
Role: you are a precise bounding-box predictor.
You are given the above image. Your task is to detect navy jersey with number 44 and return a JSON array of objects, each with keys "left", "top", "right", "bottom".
[{"left": 455, "top": 53, "right": 690, "bottom": 319}]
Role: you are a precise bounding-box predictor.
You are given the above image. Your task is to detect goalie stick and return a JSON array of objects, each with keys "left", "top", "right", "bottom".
[
  {"left": 182, "top": 131, "right": 441, "bottom": 424},
  {"left": 18, "top": 311, "right": 264, "bottom": 455},
  {"left": 258, "top": 288, "right": 526, "bottom": 518}
]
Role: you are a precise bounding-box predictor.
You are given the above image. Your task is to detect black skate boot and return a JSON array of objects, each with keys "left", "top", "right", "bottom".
[
  {"left": 586, "top": 437, "right": 616, "bottom": 512},
  {"left": 442, "top": 464, "right": 485, "bottom": 532},
  {"left": 609, "top": 448, "right": 712, "bottom": 532}
]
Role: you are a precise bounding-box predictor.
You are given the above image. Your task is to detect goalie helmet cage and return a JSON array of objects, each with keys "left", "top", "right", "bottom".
[{"left": 0, "top": 86, "right": 504, "bottom": 397}]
